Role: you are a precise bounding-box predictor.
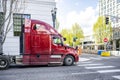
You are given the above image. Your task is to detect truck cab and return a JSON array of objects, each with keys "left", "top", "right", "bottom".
[{"left": 23, "top": 19, "right": 79, "bottom": 66}]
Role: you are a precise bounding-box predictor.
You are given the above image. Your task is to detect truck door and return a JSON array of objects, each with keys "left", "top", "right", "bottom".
[
  {"left": 51, "top": 36, "right": 66, "bottom": 62},
  {"left": 30, "top": 24, "right": 51, "bottom": 65}
]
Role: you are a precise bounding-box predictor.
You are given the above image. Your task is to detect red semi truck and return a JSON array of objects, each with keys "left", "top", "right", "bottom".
[{"left": 0, "top": 19, "right": 79, "bottom": 69}]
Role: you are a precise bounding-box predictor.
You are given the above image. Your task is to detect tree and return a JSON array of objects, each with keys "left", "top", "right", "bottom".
[
  {"left": 60, "top": 23, "right": 84, "bottom": 46},
  {"left": 0, "top": 0, "right": 25, "bottom": 53},
  {"left": 93, "top": 16, "right": 112, "bottom": 44},
  {"left": 71, "top": 23, "right": 84, "bottom": 46},
  {"left": 60, "top": 29, "right": 73, "bottom": 46}
]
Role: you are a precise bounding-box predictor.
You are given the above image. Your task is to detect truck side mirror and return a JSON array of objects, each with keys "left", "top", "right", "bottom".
[
  {"left": 33, "top": 24, "right": 37, "bottom": 30},
  {"left": 63, "top": 38, "right": 66, "bottom": 41},
  {"left": 53, "top": 37, "right": 56, "bottom": 39},
  {"left": 61, "top": 42, "right": 64, "bottom": 46}
]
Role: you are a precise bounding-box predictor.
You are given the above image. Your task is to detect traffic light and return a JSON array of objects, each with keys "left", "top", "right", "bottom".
[
  {"left": 73, "top": 37, "right": 76, "bottom": 42},
  {"left": 73, "top": 37, "right": 77, "bottom": 42},
  {"left": 105, "top": 17, "right": 109, "bottom": 24}
]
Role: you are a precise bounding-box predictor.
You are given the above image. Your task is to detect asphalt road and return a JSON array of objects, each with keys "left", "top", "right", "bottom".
[{"left": 0, "top": 53, "right": 120, "bottom": 80}]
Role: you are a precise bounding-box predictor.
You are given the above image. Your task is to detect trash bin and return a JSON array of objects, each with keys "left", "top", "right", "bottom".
[{"left": 98, "top": 50, "right": 104, "bottom": 55}]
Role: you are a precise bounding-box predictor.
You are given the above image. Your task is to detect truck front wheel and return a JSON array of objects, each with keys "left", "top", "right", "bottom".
[
  {"left": 0, "top": 56, "right": 10, "bottom": 70},
  {"left": 63, "top": 55, "right": 74, "bottom": 66}
]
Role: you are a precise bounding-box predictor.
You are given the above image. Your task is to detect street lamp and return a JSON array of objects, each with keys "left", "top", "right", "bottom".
[{"left": 51, "top": 8, "right": 57, "bottom": 28}]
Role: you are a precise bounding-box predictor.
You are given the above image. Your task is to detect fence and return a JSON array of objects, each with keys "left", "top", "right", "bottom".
[
  {"left": 82, "top": 49, "right": 98, "bottom": 54},
  {"left": 82, "top": 49, "right": 120, "bottom": 56},
  {"left": 110, "top": 51, "right": 120, "bottom": 56}
]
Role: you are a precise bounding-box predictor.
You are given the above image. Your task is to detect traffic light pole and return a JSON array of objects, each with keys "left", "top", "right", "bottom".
[{"left": 105, "top": 15, "right": 120, "bottom": 51}]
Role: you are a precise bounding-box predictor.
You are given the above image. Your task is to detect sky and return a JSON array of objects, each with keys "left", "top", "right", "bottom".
[{"left": 55, "top": 0, "right": 99, "bottom": 35}]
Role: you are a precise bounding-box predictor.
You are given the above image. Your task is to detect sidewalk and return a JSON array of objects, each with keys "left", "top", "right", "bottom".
[{"left": 79, "top": 53, "right": 120, "bottom": 62}]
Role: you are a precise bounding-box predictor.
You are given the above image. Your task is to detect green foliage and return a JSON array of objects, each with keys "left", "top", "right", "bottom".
[
  {"left": 60, "top": 29, "right": 73, "bottom": 46},
  {"left": 60, "top": 23, "right": 84, "bottom": 46},
  {"left": 93, "top": 16, "right": 112, "bottom": 44},
  {"left": 72, "top": 23, "right": 84, "bottom": 46}
]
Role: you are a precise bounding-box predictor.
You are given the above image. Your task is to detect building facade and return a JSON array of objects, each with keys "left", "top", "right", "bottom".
[
  {"left": 82, "top": 35, "right": 96, "bottom": 50},
  {"left": 0, "top": 0, "right": 56, "bottom": 55},
  {"left": 99, "top": 0, "right": 120, "bottom": 51}
]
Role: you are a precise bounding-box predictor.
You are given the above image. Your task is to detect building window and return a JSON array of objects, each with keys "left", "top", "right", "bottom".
[
  {"left": 0, "top": 12, "right": 4, "bottom": 35},
  {"left": 0, "top": 12, "right": 4, "bottom": 25},
  {"left": 13, "top": 13, "right": 31, "bottom": 36}
]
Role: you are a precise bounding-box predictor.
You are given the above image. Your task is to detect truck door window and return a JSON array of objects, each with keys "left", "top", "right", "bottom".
[
  {"left": 53, "top": 37, "right": 62, "bottom": 44},
  {"left": 33, "top": 24, "right": 46, "bottom": 31}
]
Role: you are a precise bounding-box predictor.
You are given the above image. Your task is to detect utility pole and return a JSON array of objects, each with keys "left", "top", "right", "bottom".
[{"left": 51, "top": 8, "right": 57, "bottom": 29}]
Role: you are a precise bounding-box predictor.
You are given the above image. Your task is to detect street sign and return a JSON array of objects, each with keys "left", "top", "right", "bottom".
[{"left": 104, "top": 38, "right": 108, "bottom": 42}]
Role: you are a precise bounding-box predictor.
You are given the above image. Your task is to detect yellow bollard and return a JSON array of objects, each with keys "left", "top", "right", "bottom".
[{"left": 101, "top": 51, "right": 110, "bottom": 57}]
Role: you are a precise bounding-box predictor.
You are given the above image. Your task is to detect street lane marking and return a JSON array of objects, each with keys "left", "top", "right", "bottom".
[
  {"left": 72, "top": 72, "right": 97, "bottom": 75},
  {"left": 112, "top": 75, "right": 120, "bottom": 79},
  {"left": 90, "top": 57, "right": 102, "bottom": 60},
  {"left": 79, "top": 58, "right": 90, "bottom": 61},
  {"left": 77, "top": 64, "right": 103, "bottom": 66},
  {"left": 80, "top": 62, "right": 93, "bottom": 63},
  {"left": 97, "top": 69, "right": 120, "bottom": 73},
  {"left": 89, "top": 57, "right": 120, "bottom": 60},
  {"left": 85, "top": 66, "right": 115, "bottom": 69}
]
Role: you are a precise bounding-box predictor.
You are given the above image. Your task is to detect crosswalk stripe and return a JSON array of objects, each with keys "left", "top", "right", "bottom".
[
  {"left": 80, "top": 62, "right": 93, "bottom": 63},
  {"left": 85, "top": 66, "right": 115, "bottom": 69},
  {"left": 90, "top": 57, "right": 102, "bottom": 60},
  {"left": 72, "top": 72, "right": 97, "bottom": 75},
  {"left": 97, "top": 69, "right": 120, "bottom": 73},
  {"left": 89, "top": 57, "right": 119, "bottom": 60},
  {"left": 77, "top": 63, "right": 103, "bottom": 66},
  {"left": 79, "top": 58, "right": 90, "bottom": 61},
  {"left": 112, "top": 75, "right": 120, "bottom": 79}
]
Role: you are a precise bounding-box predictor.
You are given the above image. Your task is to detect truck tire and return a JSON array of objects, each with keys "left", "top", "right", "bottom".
[
  {"left": 63, "top": 55, "right": 74, "bottom": 66},
  {"left": 0, "top": 56, "right": 10, "bottom": 70}
]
